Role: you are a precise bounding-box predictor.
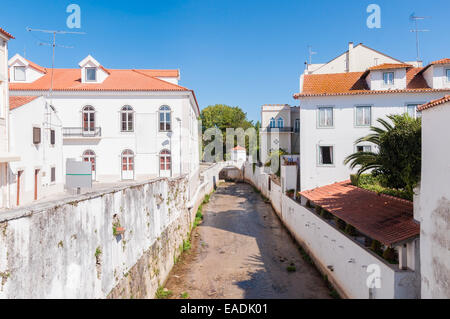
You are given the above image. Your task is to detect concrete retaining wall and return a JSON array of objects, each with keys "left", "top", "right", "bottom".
[{"left": 0, "top": 164, "right": 225, "bottom": 299}]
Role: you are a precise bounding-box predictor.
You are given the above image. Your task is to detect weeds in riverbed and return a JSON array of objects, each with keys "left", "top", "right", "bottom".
[
  {"left": 183, "top": 239, "right": 191, "bottom": 251},
  {"left": 155, "top": 286, "right": 172, "bottom": 299},
  {"left": 180, "top": 292, "right": 189, "bottom": 299},
  {"left": 286, "top": 264, "right": 297, "bottom": 272},
  {"left": 322, "top": 275, "right": 341, "bottom": 299}
]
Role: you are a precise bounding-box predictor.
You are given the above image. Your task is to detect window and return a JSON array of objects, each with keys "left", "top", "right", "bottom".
[
  {"left": 383, "top": 72, "right": 394, "bottom": 85},
  {"left": 159, "top": 106, "right": 171, "bottom": 131},
  {"left": 121, "top": 150, "right": 134, "bottom": 171},
  {"left": 318, "top": 107, "right": 333, "bottom": 127},
  {"left": 277, "top": 117, "right": 284, "bottom": 128},
  {"left": 355, "top": 106, "right": 371, "bottom": 126},
  {"left": 406, "top": 104, "right": 419, "bottom": 119},
  {"left": 33, "top": 127, "right": 41, "bottom": 144},
  {"left": 269, "top": 117, "right": 276, "bottom": 128},
  {"left": 86, "top": 67, "right": 97, "bottom": 82},
  {"left": 294, "top": 119, "right": 300, "bottom": 132},
  {"left": 50, "top": 167, "right": 56, "bottom": 183},
  {"left": 14, "top": 66, "right": 26, "bottom": 81},
  {"left": 357, "top": 145, "right": 371, "bottom": 152},
  {"left": 121, "top": 105, "right": 134, "bottom": 132},
  {"left": 318, "top": 146, "right": 333, "bottom": 165},
  {"left": 82, "top": 106, "right": 95, "bottom": 133},
  {"left": 82, "top": 150, "right": 96, "bottom": 172},
  {"left": 446, "top": 69, "right": 450, "bottom": 82},
  {"left": 160, "top": 149, "right": 171, "bottom": 171},
  {"left": 50, "top": 129, "right": 55, "bottom": 145}
]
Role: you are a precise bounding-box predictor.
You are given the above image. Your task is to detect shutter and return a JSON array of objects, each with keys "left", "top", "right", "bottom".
[
  {"left": 50, "top": 129, "right": 55, "bottom": 145},
  {"left": 33, "top": 127, "right": 41, "bottom": 144}
]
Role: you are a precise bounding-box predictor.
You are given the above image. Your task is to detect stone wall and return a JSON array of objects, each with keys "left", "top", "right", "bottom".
[{"left": 0, "top": 168, "right": 220, "bottom": 298}]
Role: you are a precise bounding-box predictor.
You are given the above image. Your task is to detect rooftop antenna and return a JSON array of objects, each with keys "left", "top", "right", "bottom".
[
  {"left": 307, "top": 45, "right": 317, "bottom": 65},
  {"left": 409, "top": 13, "right": 430, "bottom": 62}
]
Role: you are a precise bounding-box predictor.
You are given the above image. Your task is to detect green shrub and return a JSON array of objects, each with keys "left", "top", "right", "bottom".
[
  {"left": 382, "top": 247, "right": 397, "bottom": 263},
  {"left": 334, "top": 217, "right": 346, "bottom": 231},
  {"left": 320, "top": 208, "right": 332, "bottom": 220},
  {"left": 350, "top": 174, "right": 359, "bottom": 186},
  {"left": 370, "top": 240, "right": 382, "bottom": 255},
  {"left": 344, "top": 224, "right": 357, "bottom": 236}
]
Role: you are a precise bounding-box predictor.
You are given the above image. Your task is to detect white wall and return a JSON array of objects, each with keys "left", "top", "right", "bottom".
[
  {"left": 9, "top": 97, "right": 64, "bottom": 206},
  {"left": 243, "top": 162, "right": 419, "bottom": 299},
  {"left": 418, "top": 102, "right": 450, "bottom": 298},
  {"left": 422, "top": 64, "right": 450, "bottom": 89},
  {"left": 299, "top": 92, "right": 450, "bottom": 191},
  {"left": 368, "top": 69, "right": 407, "bottom": 91}
]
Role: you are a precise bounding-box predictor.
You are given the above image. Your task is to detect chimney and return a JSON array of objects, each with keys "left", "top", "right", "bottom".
[
  {"left": 348, "top": 42, "right": 356, "bottom": 72},
  {"left": 348, "top": 42, "right": 354, "bottom": 51}
]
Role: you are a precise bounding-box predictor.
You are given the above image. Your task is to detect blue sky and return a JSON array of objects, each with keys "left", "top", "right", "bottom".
[{"left": 1, "top": 0, "right": 449, "bottom": 122}]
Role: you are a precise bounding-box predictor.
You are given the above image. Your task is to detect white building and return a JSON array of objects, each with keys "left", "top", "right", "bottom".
[
  {"left": 294, "top": 42, "right": 450, "bottom": 191},
  {"left": 416, "top": 94, "right": 450, "bottom": 299},
  {"left": 8, "top": 96, "right": 64, "bottom": 206},
  {"left": 0, "top": 27, "right": 19, "bottom": 209},
  {"left": 259, "top": 104, "right": 299, "bottom": 164},
  {"left": 230, "top": 145, "right": 246, "bottom": 163},
  {"left": 9, "top": 54, "right": 200, "bottom": 186}
]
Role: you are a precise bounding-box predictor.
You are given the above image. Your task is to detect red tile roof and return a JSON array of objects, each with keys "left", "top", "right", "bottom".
[
  {"left": 23, "top": 58, "right": 48, "bottom": 74},
  {"left": 430, "top": 58, "right": 450, "bottom": 65},
  {"left": 418, "top": 95, "right": 450, "bottom": 111},
  {"left": 9, "top": 68, "right": 187, "bottom": 92},
  {"left": 299, "top": 181, "right": 419, "bottom": 246},
  {"left": 0, "top": 27, "right": 14, "bottom": 39},
  {"left": 232, "top": 146, "right": 246, "bottom": 151},
  {"left": 9, "top": 96, "right": 40, "bottom": 110},
  {"left": 368, "top": 63, "right": 412, "bottom": 70},
  {"left": 293, "top": 66, "right": 449, "bottom": 98}
]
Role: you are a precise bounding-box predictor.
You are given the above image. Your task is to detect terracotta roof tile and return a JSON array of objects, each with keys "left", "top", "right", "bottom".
[
  {"left": 430, "top": 58, "right": 450, "bottom": 65},
  {"left": 232, "top": 146, "right": 246, "bottom": 151},
  {"left": 418, "top": 95, "right": 450, "bottom": 111},
  {"left": 294, "top": 66, "right": 444, "bottom": 98},
  {"left": 368, "top": 63, "right": 412, "bottom": 70},
  {"left": 23, "top": 58, "right": 47, "bottom": 74},
  {"left": 0, "top": 27, "right": 14, "bottom": 39},
  {"left": 299, "top": 181, "right": 419, "bottom": 246},
  {"left": 9, "top": 96, "right": 40, "bottom": 110}
]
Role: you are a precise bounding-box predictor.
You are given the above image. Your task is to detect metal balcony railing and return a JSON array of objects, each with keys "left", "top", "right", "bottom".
[
  {"left": 266, "top": 126, "right": 293, "bottom": 132},
  {"left": 62, "top": 127, "right": 102, "bottom": 137}
]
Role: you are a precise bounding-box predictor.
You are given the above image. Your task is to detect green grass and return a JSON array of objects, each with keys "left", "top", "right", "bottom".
[
  {"left": 155, "top": 286, "right": 172, "bottom": 299},
  {"left": 182, "top": 239, "right": 191, "bottom": 252},
  {"left": 180, "top": 292, "right": 189, "bottom": 299},
  {"left": 286, "top": 264, "right": 296, "bottom": 272},
  {"left": 353, "top": 174, "right": 412, "bottom": 201}
]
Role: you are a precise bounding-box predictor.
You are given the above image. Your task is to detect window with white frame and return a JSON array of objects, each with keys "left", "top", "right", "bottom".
[
  {"left": 357, "top": 145, "right": 371, "bottom": 152},
  {"left": 446, "top": 69, "right": 450, "bottom": 82},
  {"left": 120, "top": 105, "right": 134, "bottom": 132},
  {"left": 14, "top": 66, "right": 26, "bottom": 81},
  {"left": 277, "top": 117, "right": 284, "bottom": 128},
  {"left": 318, "top": 145, "right": 333, "bottom": 165},
  {"left": 159, "top": 105, "right": 171, "bottom": 131},
  {"left": 269, "top": 117, "right": 276, "bottom": 128},
  {"left": 406, "top": 104, "right": 420, "bottom": 119},
  {"left": 318, "top": 107, "right": 333, "bottom": 127},
  {"left": 85, "top": 67, "right": 97, "bottom": 82},
  {"left": 160, "top": 149, "right": 171, "bottom": 171},
  {"left": 355, "top": 106, "right": 371, "bottom": 126},
  {"left": 383, "top": 72, "right": 394, "bottom": 85},
  {"left": 121, "top": 149, "right": 134, "bottom": 171}
]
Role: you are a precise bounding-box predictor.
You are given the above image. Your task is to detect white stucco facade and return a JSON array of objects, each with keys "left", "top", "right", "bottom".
[
  {"left": 8, "top": 97, "right": 64, "bottom": 206},
  {"left": 416, "top": 99, "right": 450, "bottom": 299}
]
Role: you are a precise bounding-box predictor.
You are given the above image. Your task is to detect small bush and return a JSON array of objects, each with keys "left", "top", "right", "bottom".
[
  {"left": 344, "top": 224, "right": 357, "bottom": 236},
  {"left": 350, "top": 174, "right": 359, "bottom": 186},
  {"left": 181, "top": 292, "right": 189, "bottom": 299},
  {"left": 382, "top": 247, "right": 397, "bottom": 263},
  {"left": 155, "top": 286, "right": 172, "bottom": 299},
  {"left": 320, "top": 208, "right": 332, "bottom": 220},
  {"left": 287, "top": 264, "right": 296, "bottom": 272},
  {"left": 334, "top": 217, "right": 346, "bottom": 231},
  {"left": 371, "top": 240, "right": 382, "bottom": 255}
]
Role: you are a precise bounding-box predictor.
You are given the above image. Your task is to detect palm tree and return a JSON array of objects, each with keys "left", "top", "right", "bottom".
[{"left": 343, "top": 116, "right": 395, "bottom": 179}]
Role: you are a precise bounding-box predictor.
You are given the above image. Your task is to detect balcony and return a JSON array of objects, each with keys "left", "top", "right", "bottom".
[
  {"left": 63, "top": 127, "right": 102, "bottom": 138},
  {"left": 266, "top": 126, "right": 293, "bottom": 133}
]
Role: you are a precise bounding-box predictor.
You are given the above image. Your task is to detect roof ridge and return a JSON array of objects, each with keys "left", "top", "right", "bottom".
[{"left": 131, "top": 69, "right": 189, "bottom": 90}]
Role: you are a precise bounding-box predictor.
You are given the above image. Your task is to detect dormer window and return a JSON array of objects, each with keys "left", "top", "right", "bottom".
[
  {"left": 14, "top": 66, "right": 26, "bottom": 81},
  {"left": 383, "top": 72, "right": 394, "bottom": 85},
  {"left": 86, "top": 67, "right": 97, "bottom": 82}
]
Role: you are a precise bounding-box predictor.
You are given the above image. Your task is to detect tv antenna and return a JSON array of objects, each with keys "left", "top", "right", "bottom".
[
  {"left": 307, "top": 45, "right": 317, "bottom": 65},
  {"left": 26, "top": 27, "right": 86, "bottom": 96},
  {"left": 409, "top": 14, "right": 430, "bottom": 62}
]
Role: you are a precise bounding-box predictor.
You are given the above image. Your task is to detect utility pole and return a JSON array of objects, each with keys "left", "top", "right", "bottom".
[{"left": 409, "top": 14, "right": 430, "bottom": 62}]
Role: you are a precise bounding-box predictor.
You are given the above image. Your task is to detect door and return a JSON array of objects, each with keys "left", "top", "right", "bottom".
[
  {"left": 159, "top": 149, "right": 171, "bottom": 177},
  {"left": 17, "top": 170, "right": 23, "bottom": 206},
  {"left": 82, "top": 150, "right": 96, "bottom": 181},
  {"left": 121, "top": 150, "right": 134, "bottom": 180},
  {"left": 34, "top": 169, "right": 39, "bottom": 201},
  {"left": 82, "top": 106, "right": 95, "bottom": 135}
]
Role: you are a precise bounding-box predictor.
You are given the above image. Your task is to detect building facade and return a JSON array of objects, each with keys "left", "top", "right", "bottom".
[
  {"left": 8, "top": 54, "right": 200, "bottom": 187},
  {"left": 294, "top": 43, "right": 450, "bottom": 191},
  {"left": 416, "top": 95, "right": 450, "bottom": 299},
  {"left": 8, "top": 96, "right": 64, "bottom": 206},
  {"left": 259, "top": 104, "right": 299, "bottom": 164},
  {"left": 0, "top": 27, "right": 19, "bottom": 209}
]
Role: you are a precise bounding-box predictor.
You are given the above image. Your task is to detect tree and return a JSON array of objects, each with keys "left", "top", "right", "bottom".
[
  {"left": 200, "top": 104, "right": 254, "bottom": 160},
  {"left": 344, "top": 114, "right": 421, "bottom": 195}
]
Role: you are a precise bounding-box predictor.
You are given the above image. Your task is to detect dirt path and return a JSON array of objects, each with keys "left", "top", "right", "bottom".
[{"left": 164, "top": 182, "right": 332, "bottom": 299}]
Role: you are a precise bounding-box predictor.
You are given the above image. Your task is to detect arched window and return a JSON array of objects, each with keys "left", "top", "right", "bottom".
[
  {"left": 82, "top": 106, "right": 95, "bottom": 133},
  {"left": 277, "top": 117, "right": 284, "bottom": 128},
  {"left": 269, "top": 117, "right": 276, "bottom": 128},
  {"left": 121, "top": 105, "right": 134, "bottom": 132},
  {"left": 159, "top": 105, "right": 171, "bottom": 131},
  {"left": 160, "top": 149, "right": 171, "bottom": 171},
  {"left": 82, "top": 150, "right": 96, "bottom": 180}
]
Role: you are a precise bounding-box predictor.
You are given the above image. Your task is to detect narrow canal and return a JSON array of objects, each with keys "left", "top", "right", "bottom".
[{"left": 164, "top": 182, "right": 332, "bottom": 299}]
